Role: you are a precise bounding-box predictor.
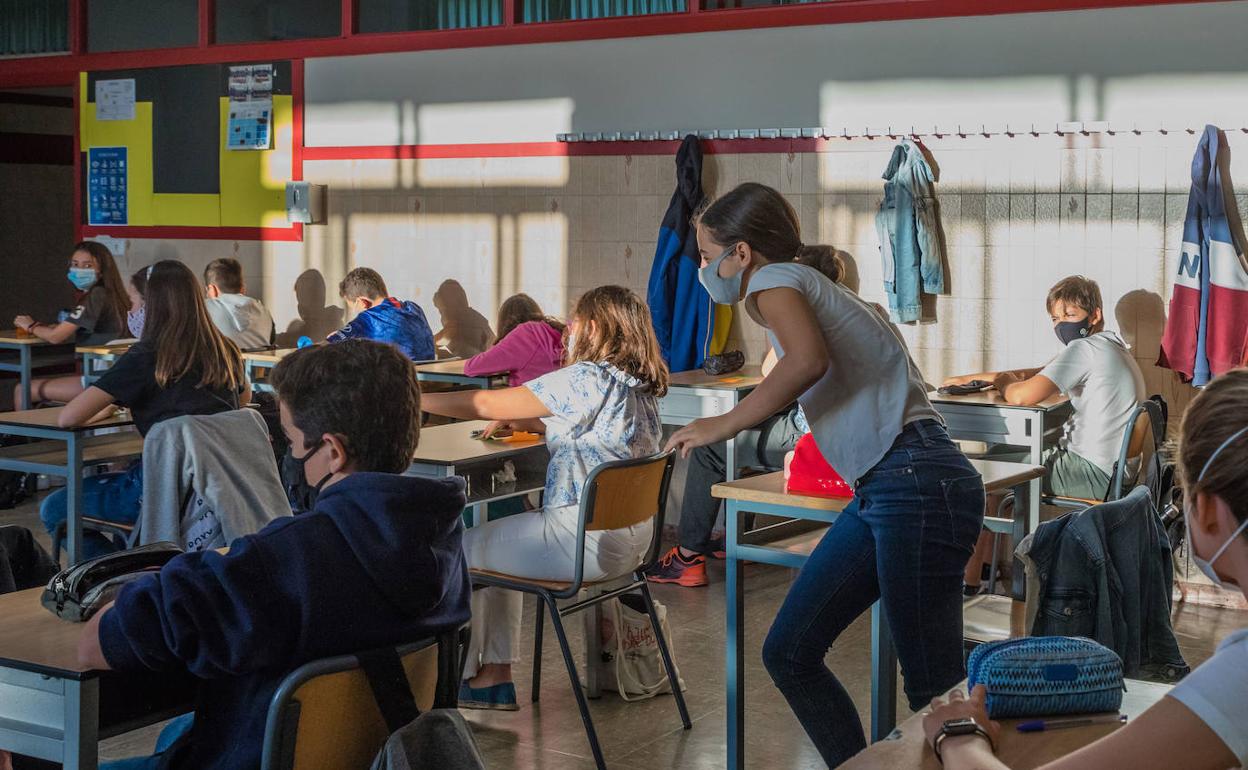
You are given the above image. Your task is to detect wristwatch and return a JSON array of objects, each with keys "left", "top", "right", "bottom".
[{"left": 933, "top": 717, "right": 995, "bottom": 764}]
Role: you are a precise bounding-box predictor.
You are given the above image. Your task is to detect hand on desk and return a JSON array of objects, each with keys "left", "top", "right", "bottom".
[
  {"left": 923, "top": 685, "right": 1005, "bottom": 768},
  {"left": 992, "top": 371, "right": 1021, "bottom": 393},
  {"left": 13, "top": 315, "right": 34, "bottom": 332},
  {"left": 665, "top": 415, "right": 735, "bottom": 458},
  {"left": 482, "top": 419, "right": 545, "bottom": 438},
  {"left": 943, "top": 373, "right": 995, "bottom": 388}
]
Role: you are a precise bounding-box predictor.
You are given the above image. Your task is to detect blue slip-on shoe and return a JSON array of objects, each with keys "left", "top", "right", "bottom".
[{"left": 459, "top": 680, "right": 520, "bottom": 711}]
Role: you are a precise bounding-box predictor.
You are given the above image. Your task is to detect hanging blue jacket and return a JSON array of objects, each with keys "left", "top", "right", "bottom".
[
  {"left": 647, "top": 135, "right": 715, "bottom": 372},
  {"left": 875, "top": 139, "right": 945, "bottom": 324},
  {"left": 327, "top": 297, "right": 436, "bottom": 362}
]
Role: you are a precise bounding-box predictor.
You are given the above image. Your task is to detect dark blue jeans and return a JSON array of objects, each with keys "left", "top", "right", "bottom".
[
  {"left": 761, "top": 419, "right": 984, "bottom": 766},
  {"left": 39, "top": 462, "right": 143, "bottom": 561}
]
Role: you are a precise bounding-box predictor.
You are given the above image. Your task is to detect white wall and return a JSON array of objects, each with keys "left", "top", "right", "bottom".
[{"left": 306, "top": 0, "right": 1248, "bottom": 146}]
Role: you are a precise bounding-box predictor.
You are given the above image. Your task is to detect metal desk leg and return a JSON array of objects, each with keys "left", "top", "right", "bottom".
[
  {"left": 869, "top": 601, "right": 897, "bottom": 741},
  {"left": 1025, "top": 412, "right": 1043, "bottom": 540},
  {"left": 725, "top": 434, "right": 738, "bottom": 483},
  {"left": 66, "top": 432, "right": 83, "bottom": 566},
  {"left": 472, "top": 503, "right": 486, "bottom": 528},
  {"left": 20, "top": 345, "right": 32, "bottom": 411},
  {"left": 726, "top": 500, "right": 745, "bottom": 770},
  {"left": 1011, "top": 480, "right": 1032, "bottom": 603},
  {"left": 63, "top": 677, "right": 99, "bottom": 770}
]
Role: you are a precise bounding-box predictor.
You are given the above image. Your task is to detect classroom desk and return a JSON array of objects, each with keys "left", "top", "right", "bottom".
[
  {"left": 841, "top": 678, "right": 1172, "bottom": 769},
  {"left": 0, "top": 407, "right": 139, "bottom": 565},
  {"left": 0, "top": 331, "right": 69, "bottom": 411},
  {"left": 660, "top": 366, "right": 765, "bottom": 481},
  {"left": 413, "top": 358, "right": 508, "bottom": 389},
  {"left": 241, "top": 348, "right": 295, "bottom": 393},
  {"left": 0, "top": 587, "right": 198, "bottom": 770},
  {"left": 76, "top": 343, "right": 131, "bottom": 387},
  {"left": 930, "top": 392, "right": 1072, "bottom": 545},
  {"left": 405, "top": 420, "right": 549, "bottom": 527},
  {"left": 712, "top": 458, "right": 1045, "bottom": 770}
]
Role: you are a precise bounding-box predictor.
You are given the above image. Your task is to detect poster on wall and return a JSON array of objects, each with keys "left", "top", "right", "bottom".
[
  {"left": 88, "top": 147, "right": 128, "bottom": 226},
  {"left": 227, "top": 64, "right": 273, "bottom": 151},
  {"left": 95, "top": 79, "right": 135, "bottom": 121}
]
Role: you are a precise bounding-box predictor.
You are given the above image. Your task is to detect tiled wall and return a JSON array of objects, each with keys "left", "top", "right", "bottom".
[{"left": 116, "top": 128, "right": 1248, "bottom": 423}]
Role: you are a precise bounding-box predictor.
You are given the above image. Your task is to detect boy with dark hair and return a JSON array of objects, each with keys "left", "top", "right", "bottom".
[
  {"left": 203, "top": 257, "right": 275, "bottom": 350},
  {"left": 329, "top": 266, "right": 436, "bottom": 361},
  {"left": 76, "top": 339, "right": 470, "bottom": 770},
  {"left": 945, "top": 275, "right": 1145, "bottom": 592}
]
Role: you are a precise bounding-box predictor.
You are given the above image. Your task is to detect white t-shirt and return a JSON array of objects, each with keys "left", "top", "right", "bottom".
[
  {"left": 1170, "top": 627, "right": 1248, "bottom": 766},
  {"left": 744, "top": 262, "right": 941, "bottom": 484},
  {"left": 1039, "top": 331, "right": 1145, "bottom": 474}
]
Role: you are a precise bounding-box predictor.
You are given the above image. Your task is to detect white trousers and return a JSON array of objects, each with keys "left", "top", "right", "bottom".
[{"left": 461, "top": 504, "right": 651, "bottom": 679}]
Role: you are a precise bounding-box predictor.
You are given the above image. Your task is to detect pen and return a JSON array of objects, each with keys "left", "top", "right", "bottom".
[{"left": 1017, "top": 714, "right": 1127, "bottom": 733}]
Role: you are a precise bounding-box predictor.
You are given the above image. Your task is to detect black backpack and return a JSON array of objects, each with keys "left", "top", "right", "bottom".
[{"left": 0, "top": 434, "right": 36, "bottom": 510}]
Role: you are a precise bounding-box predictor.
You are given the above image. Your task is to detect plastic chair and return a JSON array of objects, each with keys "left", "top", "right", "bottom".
[
  {"left": 470, "top": 451, "right": 691, "bottom": 770},
  {"left": 260, "top": 628, "right": 466, "bottom": 770}
]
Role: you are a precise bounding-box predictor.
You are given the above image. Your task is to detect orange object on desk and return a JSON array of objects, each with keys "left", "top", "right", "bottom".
[{"left": 13, "top": 327, "right": 32, "bottom": 339}]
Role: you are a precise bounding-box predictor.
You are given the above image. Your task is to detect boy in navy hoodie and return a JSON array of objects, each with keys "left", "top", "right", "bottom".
[
  {"left": 76, "top": 339, "right": 471, "bottom": 770},
  {"left": 328, "top": 266, "right": 436, "bottom": 361}
]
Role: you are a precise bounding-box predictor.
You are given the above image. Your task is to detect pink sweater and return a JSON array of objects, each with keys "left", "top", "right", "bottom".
[{"left": 463, "top": 320, "right": 564, "bottom": 386}]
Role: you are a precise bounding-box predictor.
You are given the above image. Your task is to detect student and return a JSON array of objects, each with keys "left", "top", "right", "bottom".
[
  {"left": 922, "top": 368, "right": 1248, "bottom": 770},
  {"left": 647, "top": 247, "right": 846, "bottom": 587},
  {"left": 422, "top": 285, "right": 666, "bottom": 711},
  {"left": 203, "top": 257, "right": 275, "bottom": 350},
  {"left": 327, "top": 266, "right": 435, "bottom": 362},
  {"left": 39, "top": 260, "right": 249, "bottom": 560},
  {"left": 463, "top": 293, "right": 565, "bottom": 386},
  {"left": 11, "top": 241, "right": 129, "bottom": 406},
  {"left": 433, "top": 279, "right": 495, "bottom": 357},
  {"left": 73, "top": 339, "right": 472, "bottom": 770},
  {"left": 665, "top": 183, "right": 984, "bottom": 766},
  {"left": 124, "top": 264, "right": 149, "bottom": 340},
  {"left": 944, "top": 276, "right": 1145, "bottom": 594}
]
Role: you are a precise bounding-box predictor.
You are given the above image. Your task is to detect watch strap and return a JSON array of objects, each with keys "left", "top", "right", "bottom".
[{"left": 933, "top": 723, "right": 994, "bottom": 764}]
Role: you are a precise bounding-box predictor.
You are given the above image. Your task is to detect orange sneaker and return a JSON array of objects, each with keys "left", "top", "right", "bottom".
[{"left": 645, "top": 546, "right": 709, "bottom": 587}]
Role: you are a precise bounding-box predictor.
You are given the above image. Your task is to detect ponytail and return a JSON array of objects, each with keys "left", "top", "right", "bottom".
[{"left": 794, "top": 245, "right": 845, "bottom": 285}]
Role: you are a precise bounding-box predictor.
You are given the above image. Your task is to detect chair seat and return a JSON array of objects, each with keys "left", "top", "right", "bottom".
[{"left": 470, "top": 568, "right": 604, "bottom": 592}]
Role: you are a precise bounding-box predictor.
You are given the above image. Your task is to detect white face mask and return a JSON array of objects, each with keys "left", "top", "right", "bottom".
[{"left": 1183, "top": 424, "right": 1248, "bottom": 588}]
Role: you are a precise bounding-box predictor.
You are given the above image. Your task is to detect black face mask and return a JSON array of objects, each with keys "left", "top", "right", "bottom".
[
  {"left": 281, "top": 440, "right": 331, "bottom": 513},
  {"left": 1054, "top": 319, "right": 1093, "bottom": 346}
]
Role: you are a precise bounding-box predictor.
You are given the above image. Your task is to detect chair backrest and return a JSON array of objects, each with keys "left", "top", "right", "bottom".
[
  {"left": 260, "top": 639, "right": 441, "bottom": 770},
  {"left": 1108, "top": 399, "right": 1165, "bottom": 502}
]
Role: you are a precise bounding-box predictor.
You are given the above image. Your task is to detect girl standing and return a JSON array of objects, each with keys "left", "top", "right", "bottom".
[
  {"left": 422, "top": 285, "right": 667, "bottom": 711},
  {"left": 666, "top": 183, "right": 985, "bottom": 765}
]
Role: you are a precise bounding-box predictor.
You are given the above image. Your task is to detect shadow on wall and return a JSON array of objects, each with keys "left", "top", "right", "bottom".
[{"left": 276, "top": 269, "right": 343, "bottom": 347}]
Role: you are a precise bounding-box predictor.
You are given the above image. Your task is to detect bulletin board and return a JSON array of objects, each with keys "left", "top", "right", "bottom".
[{"left": 78, "top": 61, "right": 297, "bottom": 233}]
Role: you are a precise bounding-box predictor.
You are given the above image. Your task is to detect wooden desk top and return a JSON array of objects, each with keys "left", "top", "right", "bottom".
[
  {"left": 712, "top": 459, "right": 1044, "bottom": 509},
  {"left": 0, "top": 587, "right": 97, "bottom": 679},
  {"left": 668, "top": 366, "right": 765, "bottom": 391},
  {"left": 242, "top": 348, "right": 296, "bottom": 364},
  {"left": 76, "top": 343, "right": 132, "bottom": 356},
  {"left": 842, "top": 679, "right": 1172, "bottom": 769},
  {"left": 929, "top": 390, "right": 1070, "bottom": 412},
  {"left": 0, "top": 405, "right": 134, "bottom": 432},
  {"left": 0, "top": 331, "right": 48, "bottom": 346},
  {"left": 412, "top": 420, "right": 545, "bottom": 466}
]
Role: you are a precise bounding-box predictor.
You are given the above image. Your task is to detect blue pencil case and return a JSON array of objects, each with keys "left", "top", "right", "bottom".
[{"left": 967, "top": 636, "right": 1125, "bottom": 719}]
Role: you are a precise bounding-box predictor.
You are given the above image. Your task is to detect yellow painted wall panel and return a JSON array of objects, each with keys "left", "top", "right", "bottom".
[
  {"left": 219, "top": 95, "right": 293, "bottom": 228},
  {"left": 79, "top": 73, "right": 156, "bottom": 227},
  {"left": 152, "top": 194, "right": 221, "bottom": 227}
]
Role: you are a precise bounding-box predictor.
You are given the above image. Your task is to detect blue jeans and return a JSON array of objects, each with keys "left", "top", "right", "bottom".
[
  {"left": 761, "top": 420, "right": 984, "bottom": 766},
  {"left": 100, "top": 712, "right": 194, "bottom": 770},
  {"left": 39, "top": 462, "right": 143, "bottom": 561}
]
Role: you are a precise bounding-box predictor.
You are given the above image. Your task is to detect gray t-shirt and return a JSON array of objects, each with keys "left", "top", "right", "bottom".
[
  {"left": 745, "top": 262, "right": 941, "bottom": 484},
  {"left": 1038, "top": 331, "right": 1145, "bottom": 475}
]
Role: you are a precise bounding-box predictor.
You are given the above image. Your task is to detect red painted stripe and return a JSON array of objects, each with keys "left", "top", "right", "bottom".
[
  {"left": 292, "top": 59, "right": 305, "bottom": 182},
  {"left": 304, "top": 136, "right": 842, "bottom": 160},
  {"left": 0, "top": 0, "right": 1211, "bottom": 84},
  {"left": 0, "top": 132, "right": 74, "bottom": 165},
  {"left": 198, "top": 0, "right": 216, "bottom": 47},
  {"left": 81, "top": 225, "right": 305, "bottom": 241}
]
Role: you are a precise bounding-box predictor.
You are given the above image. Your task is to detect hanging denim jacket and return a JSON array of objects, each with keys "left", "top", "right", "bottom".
[
  {"left": 875, "top": 139, "right": 945, "bottom": 323},
  {"left": 1017, "top": 486, "right": 1188, "bottom": 682}
]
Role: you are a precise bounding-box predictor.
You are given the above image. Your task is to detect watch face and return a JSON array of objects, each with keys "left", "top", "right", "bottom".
[{"left": 943, "top": 718, "right": 979, "bottom": 736}]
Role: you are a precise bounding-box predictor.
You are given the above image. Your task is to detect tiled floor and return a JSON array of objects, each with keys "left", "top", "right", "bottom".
[{"left": 3, "top": 493, "right": 1245, "bottom": 769}]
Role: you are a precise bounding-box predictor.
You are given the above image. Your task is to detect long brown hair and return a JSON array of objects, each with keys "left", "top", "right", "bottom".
[
  {"left": 697, "top": 182, "right": 841, "bottom": 276},
  {"left": 567, "top": 286, "right": 668, "bottom": 397},
  {"left": 143, "top": 260, "right": 244, "bottom": 391},
  {"left": 496, "top": 293, "right": 565, "bottom": 342},
  {"left": 1179, "top": 368, "right": 1248, "bottom": 530},
  {"left": 72, "top": 241, "right": 129, "bottom": 332}
]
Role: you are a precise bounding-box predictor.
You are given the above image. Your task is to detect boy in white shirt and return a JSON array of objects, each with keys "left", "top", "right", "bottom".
[
  {"left": 203, "top": 258, "right": 275, "bottom": 350},
  {"left": 945, "top": 276, "right": 1145, "bottom": 592}
]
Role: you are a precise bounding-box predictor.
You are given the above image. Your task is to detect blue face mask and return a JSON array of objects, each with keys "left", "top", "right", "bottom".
[
  {"left": 68, "top": 268, "right": 97, "bottom": 291},
  {"left": 698, "top": 245, "right": 744, "bottom": 305}
]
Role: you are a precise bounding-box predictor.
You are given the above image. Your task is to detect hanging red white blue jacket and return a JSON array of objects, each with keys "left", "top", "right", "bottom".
[{"left": 1158, "top": 126, "right": 1248, "bottom": 386}]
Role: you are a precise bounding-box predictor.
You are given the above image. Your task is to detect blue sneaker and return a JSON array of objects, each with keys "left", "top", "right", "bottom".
[{"left": 459, "top": 680, "right": 520, "bottom": 711}]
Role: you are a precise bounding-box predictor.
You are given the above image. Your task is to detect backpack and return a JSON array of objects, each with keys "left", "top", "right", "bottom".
[
  {"left": 0, "top": 434, "right": 37, "bottom": 510},
  {"left": 359, "top": 632, "right": 485, "bottom": 770}
]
